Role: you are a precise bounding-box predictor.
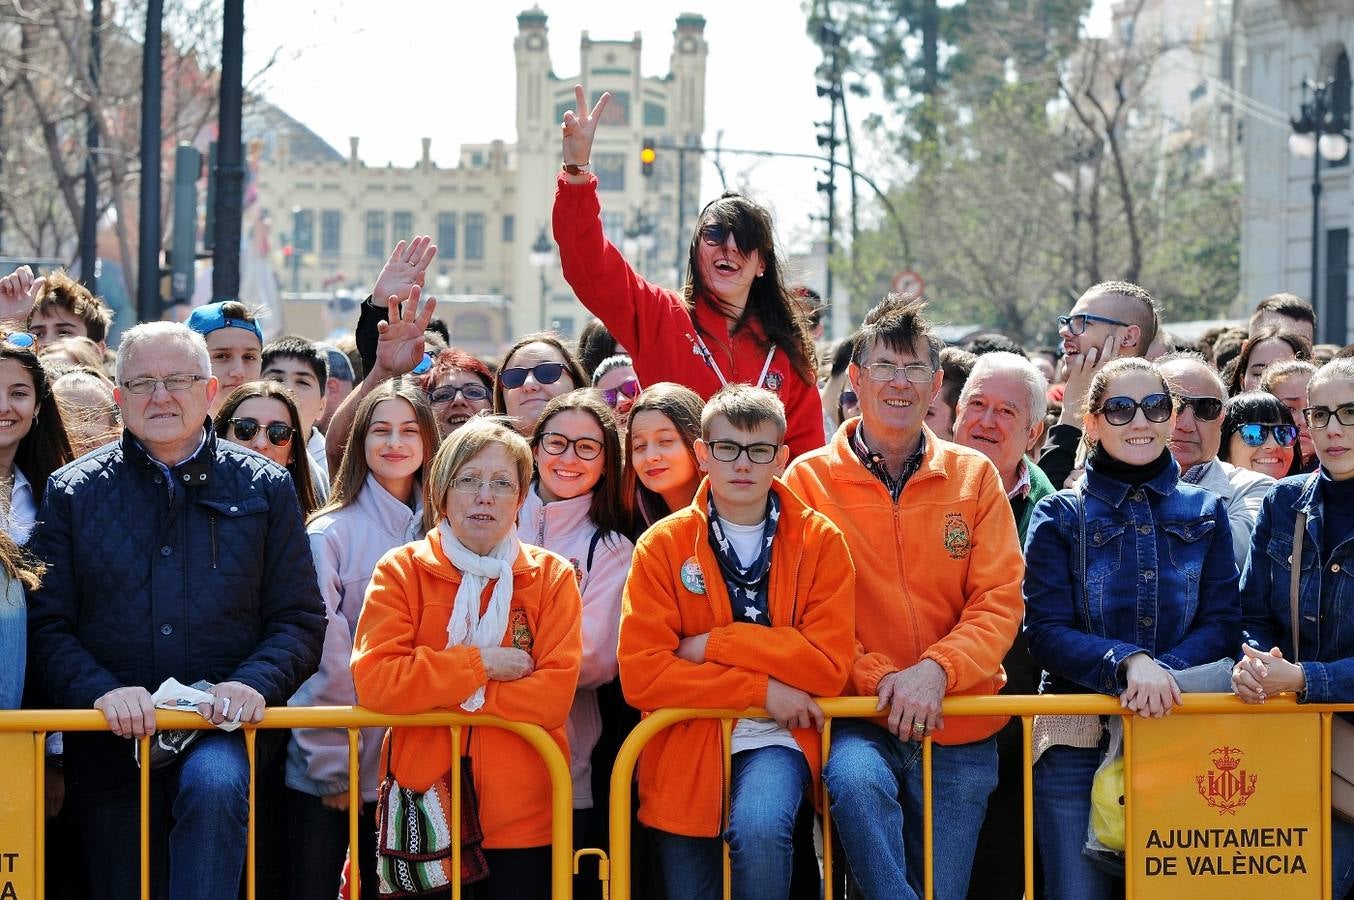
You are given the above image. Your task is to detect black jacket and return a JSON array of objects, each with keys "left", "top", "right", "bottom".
[{"left": 27, "top": 426, "right": 325, "bottom": 781}]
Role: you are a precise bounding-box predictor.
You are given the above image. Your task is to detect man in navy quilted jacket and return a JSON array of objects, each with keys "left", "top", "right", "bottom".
[{"left": 28, "top": 321, "right": 325, "bottom": 900}]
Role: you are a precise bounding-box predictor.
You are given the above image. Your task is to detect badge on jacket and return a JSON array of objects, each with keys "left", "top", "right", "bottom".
[
  {"left": 680, "top": 556, "right": 706, "bottom": 594},
  {"left": 509, "top": 607, "right": 534, "bottom": 652},
  {"left": 944, "top": 513, "right": 972, "bottom": 560}
]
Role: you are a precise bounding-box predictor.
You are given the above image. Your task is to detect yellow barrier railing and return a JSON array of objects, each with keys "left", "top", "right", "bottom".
[
  {"left": 606, "top": 693, "right": 1349, "bottom": 900},
  {"left": 0, "top": 707, "right": 576, "bottom": 900}
]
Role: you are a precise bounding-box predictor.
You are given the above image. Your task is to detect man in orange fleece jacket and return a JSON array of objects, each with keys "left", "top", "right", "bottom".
[
  {"left": 784, "top": 295, "right": 1024, "bottom": 900},
  {"left": 619, "top": 385, "right": 855, "bottom": 900}
]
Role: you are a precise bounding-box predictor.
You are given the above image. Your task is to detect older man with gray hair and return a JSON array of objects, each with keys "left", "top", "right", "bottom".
[
  {"left": 952, "top": 351, "right": 1056, "bottom": 543},
  {"left": 28, "top": 321, "right": 325, "bottom": 900},
  {"left": 1157, "top": 351, "right": 1273, "bottom": 564}
]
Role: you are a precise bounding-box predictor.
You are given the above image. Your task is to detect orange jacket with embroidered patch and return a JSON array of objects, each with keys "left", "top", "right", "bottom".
[
  {"left": 351, "top": 529, "right": 582, "bottom": 850},
  {"left": 783, "top": 420, "right": 1024, "bottom": 746},
  {"left": 618, "top": 478, "right": 856, "bottom": 838}
]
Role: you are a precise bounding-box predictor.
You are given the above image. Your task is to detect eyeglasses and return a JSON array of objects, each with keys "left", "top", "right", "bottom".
[
  {"left": 862, "top": 362, "right": 935, "bottom": 384},
  {"left": 228, "top": 418, "right": 295, "bottom": 447},
  {"left": 121, "top": 374, "right": 209, "bottom": 395},
  {"left": 600, "top": 378, "right": 640, "bottom": 408},
  {"left": 1058, "top": 313, "right": 1129, "bottom": 335},
  {"left": 500, "top": 363, "right": 568, "bottom": 389},
  {"left": 452, "top": 474, "right": 520, "bottom": 497},
  {"left": 707, "top": 439, "right": 781, "bottom": 465},
  {"left": 1237, "top": 423, "right": 1299, "bottom": 448},
  {"left": 1302, "top": 403, "right": 1354, "bottom": 429},
  {"left": 1175, "top": 395, "right": 1224, "bottom": 422},
  {"left": 539, "top": 432, "right": 603, "bottom": 460},
  {"left": 429, "top": 382, "right": 489, "bottom": 404},
  {"left": 1096, "top": 393, "right": 1173, "bottom": 426}
]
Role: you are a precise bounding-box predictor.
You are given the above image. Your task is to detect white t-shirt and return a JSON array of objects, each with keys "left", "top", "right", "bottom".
[{"left": 717, "top": 515, "right": 802, "bottom": 757}]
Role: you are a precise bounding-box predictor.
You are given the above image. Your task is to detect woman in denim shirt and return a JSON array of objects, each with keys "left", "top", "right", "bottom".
[
  {"left": 1232, "top": 358, "right": 1354, "bottom": 894},
  {"left": 1025, "top": 357, "right": 1240, "bottom": 899}
]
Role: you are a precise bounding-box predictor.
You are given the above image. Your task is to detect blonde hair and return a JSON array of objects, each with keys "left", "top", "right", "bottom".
[{"left": 424, "top": 416, "right": 532, "bottom": 520}]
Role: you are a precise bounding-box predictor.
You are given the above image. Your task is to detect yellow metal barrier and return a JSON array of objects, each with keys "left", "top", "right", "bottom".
[
  {"left": 0, "top": 706, "right": 576, "bottom": 900},
  {"left": 606, "top": 694, "right": 1349, "bottom": 900}
]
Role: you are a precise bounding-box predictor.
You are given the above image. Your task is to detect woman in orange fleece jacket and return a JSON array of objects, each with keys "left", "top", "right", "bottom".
[
  {"left": 619, "top": 385, "right": 855, "bottom": 900},
  {"left": 352, "top": 417, "right": 582, "bottom": 899}
]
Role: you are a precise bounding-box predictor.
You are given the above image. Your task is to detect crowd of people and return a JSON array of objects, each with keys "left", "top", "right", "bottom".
[{"left": 2, "top": 84, "right": 1353, "bottom": 900}]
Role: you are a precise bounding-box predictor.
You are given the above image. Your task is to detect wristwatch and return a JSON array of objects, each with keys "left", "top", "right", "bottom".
[{"left": 562, "top": 161, "right": 591, "bottom": 175}]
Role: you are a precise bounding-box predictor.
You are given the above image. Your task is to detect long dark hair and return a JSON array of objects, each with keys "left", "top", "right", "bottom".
[
  {"left": 682, "top": 192, "right": 817, "bottom": 386},
  {"left": 622, "top": 382, "right": 704, "bottom": 531},
  {"left": 1218, "top": 391, "right": 1303, "bottom": 477},
  {"left": 529, "top": 389, "right": 630, "bottom": 542},
  {"left": 0, "top": 344, "right": 73, "bottom": 504},
  {"left": 214, "top": 381, "right": 320, "bottom": 515},
  {"left": 1226, "top": 327, "right": 1312, "bottom": 396},
  {"left": 314, "top": 378, "right": 439, "bottom": 534}
]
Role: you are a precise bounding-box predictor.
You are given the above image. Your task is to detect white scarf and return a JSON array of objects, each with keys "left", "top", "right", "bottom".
[{"left": 437, "top": 521, "right": 521, "bottom": 712}]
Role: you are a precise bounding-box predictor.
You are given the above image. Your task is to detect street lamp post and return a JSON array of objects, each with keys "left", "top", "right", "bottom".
[
  {"left": 530, "top": 226, "right": 553, "bottom": 332},
  {"left": 1290, "top": 78, "right": 1350, "bottom": 343}
]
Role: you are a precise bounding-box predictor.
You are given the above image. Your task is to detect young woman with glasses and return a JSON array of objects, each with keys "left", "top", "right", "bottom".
[
  {"left": 1232, "top": 358, "right": 1354, "bottom": 894},
  {"left": 1023, "top": 357, "right": 1240, "bottom": 900},
  {"left": 521, "top": 389, "right": 634, "bottom": 898},
  {"left": 1218, "top": 391, "right": 1304, "bottom": 480},
  {"left": 284, "top": 379, "right": 439, "bottom": 900},
  {"left": 492, "top": 333, "right": 588, "bottom": 435},
  {"left": 555, "top": 87, "right": 824, "bottom": 460},
  {"left": 214, "top": 381, "right": 319, "bottom": 516},
  {"left": 418, "top": 347, "right": 493, "bottom": 439}
]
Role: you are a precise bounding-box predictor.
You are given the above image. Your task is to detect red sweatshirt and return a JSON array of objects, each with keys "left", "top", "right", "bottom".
[{"left": 553, "top": 173, "right": 825, "bottom": 460}]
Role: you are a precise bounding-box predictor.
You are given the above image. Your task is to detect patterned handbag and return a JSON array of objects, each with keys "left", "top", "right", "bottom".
[{"left": 375, "top": 731, "right": 490, "bottom": 896}]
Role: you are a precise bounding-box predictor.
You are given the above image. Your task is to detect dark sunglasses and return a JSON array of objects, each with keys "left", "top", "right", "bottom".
[
  {"left": 1237, "top": 423, "right": 1299, "bottom": 448},
  {"left": 1175, "top": 395, "right": 1224, "bottom": 422},
  {"left": 699, "top": 223, "right": 737, "bottom": 247},
  {"left": 600, "top": 378, "right": 640, "bottom": 408},
  {"left": 429, "top": 382, "right": 489, "bottom": 404},
  {"left": 500, "top": 362, "right": 568, "bottom": 389},
  {"left": 228, "top": 418, "right": 295, "bottom": 447},
  {"left": 1097, "top": 393, "right": 1173, "bottom": 426}
]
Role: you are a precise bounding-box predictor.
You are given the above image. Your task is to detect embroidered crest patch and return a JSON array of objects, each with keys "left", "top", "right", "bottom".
[
  {"left": 680, "top": 556, "right": 706, "bottom": 594},
  {"left": 943, "top": 513, "right": 972, "bottom": 560},
  {"left": 509, "top": 607, "right": 534, "bottom": 652}
]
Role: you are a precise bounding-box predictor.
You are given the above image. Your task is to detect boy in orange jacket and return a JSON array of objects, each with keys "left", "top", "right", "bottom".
[{"left": 618, "top": 384, "right": 855, "bottom": 900}]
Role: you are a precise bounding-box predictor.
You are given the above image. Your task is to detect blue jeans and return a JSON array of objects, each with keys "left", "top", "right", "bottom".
[
  {"left": 78, "top": 731, "right": 250, "bottom": 900},
  {"left": 1334, "top": 815, "right": 1354, "bottom": 896},
  {"left": 1033, "top": 744, "right": 1119, "bottom": 900},
  {"left": 0, "top": 588, "right": 24, "bottom": 709},
  {"left": 654, "top": 745, "right": 811, "bottom": 900},
  {"left": 823, "top": 720, "right": 997, "bottom": 900}
]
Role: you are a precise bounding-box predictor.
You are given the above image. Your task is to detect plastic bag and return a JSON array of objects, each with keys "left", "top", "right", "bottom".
[{"left": 1084, "top": 716, "right": 1125, "bottom": 876}]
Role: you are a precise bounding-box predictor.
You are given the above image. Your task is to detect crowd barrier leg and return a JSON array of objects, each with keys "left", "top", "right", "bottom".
[
  {"left": 246, "top": 729, "right": 257, "bottom": 900},
  {"left": 1123, "top": 715, "right": 1135, "bottom": 897},
  {"left": 1323, "top": 712, "right": 1334, "bottom": 898},
  {"left": 922, "top": 735, "right": 933, "bottom": 900},
  {"left": 1021, "top": 715, "right": 1034, "bottom": 900},
  {"left": 348, "top": 728, "right": 362, "bottom": 900},
  {"left": 820, "top": 720, "right": 835, "bottom": 900},
  {"left": 139, "top": 734, "right": 151, "bottom": 900}
]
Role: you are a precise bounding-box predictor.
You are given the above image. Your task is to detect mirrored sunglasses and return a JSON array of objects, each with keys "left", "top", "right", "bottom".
[
  {"left": 1237, "top": 423, "right": 1299, "bottom": 448},
  {"left": 600, "top": 378, "right": 640, "bottom": 408}
]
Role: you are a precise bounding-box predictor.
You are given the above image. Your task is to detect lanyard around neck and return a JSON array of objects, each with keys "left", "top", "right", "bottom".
[{"left": 689, "top": 330, "right": 777, "bottom": 390}]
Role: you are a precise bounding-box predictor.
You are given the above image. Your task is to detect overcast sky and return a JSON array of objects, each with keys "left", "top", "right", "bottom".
[{"left": 243, "top": 1, "right": 1111, "bottom": 253}]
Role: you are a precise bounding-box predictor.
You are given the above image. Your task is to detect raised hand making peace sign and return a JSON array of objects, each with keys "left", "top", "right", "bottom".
[{"left": 560, "top": 84, "right": 611, "bottom": 183}]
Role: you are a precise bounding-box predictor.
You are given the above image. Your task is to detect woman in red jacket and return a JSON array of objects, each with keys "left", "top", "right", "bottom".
[{"left": 553, "top": 86, "right": 825, "bottom": 460}]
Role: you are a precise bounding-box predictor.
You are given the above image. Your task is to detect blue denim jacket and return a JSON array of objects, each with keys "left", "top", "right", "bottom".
[
  {"left": 1240, "top": 473, "right": 1354, "bottom": 702},
  {"left": 1024, "top": 455, "right": 1240, "bottom": 695}
]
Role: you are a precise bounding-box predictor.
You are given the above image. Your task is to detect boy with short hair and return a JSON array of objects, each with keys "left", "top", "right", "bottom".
[
  {"left": 618, "top": 384, "right": 855, "bottom": 900},
  {"left": 261, "top": 335, "right": 331, "bottom": 496},
  {"left": 27, "top": 269, "right": 115, "bottom": 350}
]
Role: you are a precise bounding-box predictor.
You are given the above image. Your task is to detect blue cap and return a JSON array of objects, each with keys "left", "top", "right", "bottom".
[
  {"left": 315, "top": 343, "right": 355, "bottom": 383},
  {"left": 186, "top": 302, "right": 263, "bottom": 343}
]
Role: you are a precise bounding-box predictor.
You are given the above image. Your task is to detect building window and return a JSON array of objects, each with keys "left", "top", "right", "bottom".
[
  {"left": 1327, "top": 228, "right": 1349, "bottom": 343},
  {"left": 364, "top": 211, "right": 386, "bottom": 258},
  {"left": 392, "top": 210, "right": 413, "bottom": 239},
  {"left": 644, "top": 101, "right": 667, "bottom": 127},
  {"left": 465, "top": 213, "right": 485, "bottom": 260},
  {"left": 592, "top": 90, "right": 630, "bottom": 126},
  {"left": 595, "top": 153, "right": 626, "bottom": 192},
  {"left": 1332, "top": 50, "right": 1351, "bottom": 168},
  {"left": 292, "top": 209, "right": 314, "bottom": 252},
  {"left": 502, "top": 214, "right": 515, "bottom": 243},
  {"left": 550, "top": 315, "right": 576, "bottom": 338},
  {"left": 437, "top": 213, "right": 457, "bottom": 260},
  {"left": 320, "top": 210, "right": 341, "bottom": 256}
]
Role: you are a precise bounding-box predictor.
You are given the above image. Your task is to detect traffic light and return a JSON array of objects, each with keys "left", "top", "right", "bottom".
[{"left": 640, "top": 138, "right": 656, "bottom": 177}]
